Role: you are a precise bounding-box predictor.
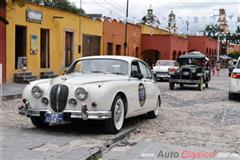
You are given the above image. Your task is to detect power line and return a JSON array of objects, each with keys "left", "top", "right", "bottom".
[{"left": 71, "top": 0, "right": 139, "bottom": 23}]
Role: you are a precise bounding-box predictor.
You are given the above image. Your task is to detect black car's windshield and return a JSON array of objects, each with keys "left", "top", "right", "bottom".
[
  {"left": 178, "top": 58, "right": 206, "bottom": 66},
  {"left": 156, "top": 60, "right": 175, "bottom": 66},
  {"left": 67, "top": 59, "right": 128, "bottom": 75}
]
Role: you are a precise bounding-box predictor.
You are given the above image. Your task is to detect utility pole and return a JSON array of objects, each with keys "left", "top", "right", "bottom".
[
  {"left": 124, "top": 0, "right": 129, "bottom": 56},
  {"left": 78, "top": 0, "right": 82, "bottom": 54}
]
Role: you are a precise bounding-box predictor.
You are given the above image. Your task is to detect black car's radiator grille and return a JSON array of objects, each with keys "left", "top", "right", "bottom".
[
  {"left": 182, "top": 68, "right": 191, "bottom": 79},
  {"left": 50, "top": 84, "right": 69, "bottom": 112}
]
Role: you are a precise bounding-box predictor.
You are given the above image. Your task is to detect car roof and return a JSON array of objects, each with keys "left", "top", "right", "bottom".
[
  {"left": 179, "top": 51, "right": 207, "bottom": 59},
  {"left": 157, "top": 60, "right": 175, "bottom": 62},
  {"left": 78, "top": 55, "right": 141, "bottom": 63}
]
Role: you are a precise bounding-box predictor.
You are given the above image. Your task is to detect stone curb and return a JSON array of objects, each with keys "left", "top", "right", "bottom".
[
  {"left": 2, "top": 94, "right": 22, "bottom": 101},
  {"left": 86, "top": 127, "right": 137, "bottom": 160}
]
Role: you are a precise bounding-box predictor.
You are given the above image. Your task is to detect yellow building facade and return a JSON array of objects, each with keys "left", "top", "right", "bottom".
[
  {"left": 139, "top": 24, "right": 170, "bottom": 35},
  {"left": 6, "top": 3, "right": 103, "bottom": 83}
]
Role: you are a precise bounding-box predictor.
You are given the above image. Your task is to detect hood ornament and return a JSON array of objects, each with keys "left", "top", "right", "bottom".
[{"left": 61, "top": 77, "right": 67, "bottom": 81}]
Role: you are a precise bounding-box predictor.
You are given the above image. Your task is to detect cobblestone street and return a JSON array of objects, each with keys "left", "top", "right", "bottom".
[
  {"left": 1, "top": 69, "right": 240, "bottom": 160},
  {"left": 103, "top": 69, "right": 240, "bottom": 159}
]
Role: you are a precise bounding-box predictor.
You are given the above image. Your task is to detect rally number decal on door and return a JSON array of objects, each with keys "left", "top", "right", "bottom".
[{"left": 139, "top": 83, "right": 146, "bottom": 107}]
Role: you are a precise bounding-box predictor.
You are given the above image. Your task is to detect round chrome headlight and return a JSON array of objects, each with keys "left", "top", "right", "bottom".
[
  {"left": 191, "top": 68, "right": 197, "bottom": 73},
  {"left": 31, "top": 86, "right": 43, "bottom": 99},
  {"left": 75, "top": 87, "right": 88, "bottom": 101}
]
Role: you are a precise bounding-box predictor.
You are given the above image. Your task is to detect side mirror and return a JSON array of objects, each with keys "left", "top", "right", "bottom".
[{"left": 132, "top": 71, "right": 144, "bottom": 79}]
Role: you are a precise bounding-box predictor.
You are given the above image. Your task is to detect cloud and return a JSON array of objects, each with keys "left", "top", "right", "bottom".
[{"left": 70, "top": 0, "right": 240, "bottom": 34}]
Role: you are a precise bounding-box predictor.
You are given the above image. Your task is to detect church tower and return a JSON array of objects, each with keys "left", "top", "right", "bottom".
[{"left": 168, "top": 10, "right": 177, "bottom": 33}]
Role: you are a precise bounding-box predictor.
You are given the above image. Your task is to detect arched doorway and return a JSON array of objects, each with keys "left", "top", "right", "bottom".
[
  {"left": 172, "top": 50, "right": 177, "bottom": 60},
  {"left": 141, "top": 49, "right": 161, "bottom": 67},
  {"left": 178, "top": 51, "right": 182, "bottom": 58}
]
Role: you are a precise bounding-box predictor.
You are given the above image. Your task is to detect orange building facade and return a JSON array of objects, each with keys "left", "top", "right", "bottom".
[{"left": 103, "top": 19, "right": 141, "bottom": 57}]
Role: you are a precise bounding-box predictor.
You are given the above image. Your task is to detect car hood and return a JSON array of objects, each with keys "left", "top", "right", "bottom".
[
  {"left": 153, "top": 66, "right": 174, "bottom": 72},
  {"left": 233, "top": 68, "right": 240, "bottom": 73},
  {"left": 50, "top": 73, "right": 129, "bottom": 85}
]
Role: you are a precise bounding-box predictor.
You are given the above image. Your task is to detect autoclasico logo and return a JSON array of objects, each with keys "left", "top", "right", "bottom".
[{"left": 141, "top": 150, "right": 217, "bottom": 159}]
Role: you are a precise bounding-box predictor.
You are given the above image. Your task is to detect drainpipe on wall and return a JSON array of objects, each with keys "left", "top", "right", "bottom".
[{"left": 0, "top": 1, "right": 7, "bottom": 83}]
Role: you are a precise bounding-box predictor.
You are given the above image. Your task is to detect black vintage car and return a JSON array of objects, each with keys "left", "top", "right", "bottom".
[{"left": 169, "top": 51, "right": 211, "bottom": 91}]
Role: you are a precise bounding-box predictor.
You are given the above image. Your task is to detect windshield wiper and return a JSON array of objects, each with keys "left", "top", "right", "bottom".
[
  {"left": 109, "top": 72, "right": 125, "bottom": 75},
  {"left": 91, "top": 70, "right": 105, "bottom": 74}
]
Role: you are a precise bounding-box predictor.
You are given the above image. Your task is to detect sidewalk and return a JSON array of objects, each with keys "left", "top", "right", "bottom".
[
  {"left": 102, "top": 138, "right": 240, "bottom": 160},
  {"left": 1, "top": 83, "right": 26, "bottom": 100}
]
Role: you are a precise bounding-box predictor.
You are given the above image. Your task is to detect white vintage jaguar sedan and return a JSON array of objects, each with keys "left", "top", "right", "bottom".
[{"left": 19, "top": 56, "right": 161, "bottom": 133}]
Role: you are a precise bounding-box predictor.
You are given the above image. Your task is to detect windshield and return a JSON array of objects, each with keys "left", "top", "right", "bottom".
[
  {"left": 67, "top": 59, "right": 129, "bottom": 75},
  {"left": 178, "top": 58, "right": 206, "bottom": 66},
  {"left": 156, "top": 60, "right": 175, "bottom": 66},
  {"left": 237, "top": 60, "right": 240, "bottom": 69}
]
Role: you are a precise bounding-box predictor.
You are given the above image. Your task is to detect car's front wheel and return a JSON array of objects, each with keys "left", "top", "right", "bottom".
[
  {"left": 229, "top": 92, "right": 235, "bottom": 100},
  {"left": 30, "top": 116, "right": 49, "bottom": 128},
  {"left": 169, "top": 82, "right": 175, "bottom": 90},
  {"left": 105, "top": 95, "right": 125, "bottom": 134},
  {"left": 205, "top": 82, "right": 209, "bottom": 88},
  {"left": 147, "top": 96, "right": 161, "bottom": 119},
  {"left": 198, "top": 78, "right": 204, "bottom": 91}
]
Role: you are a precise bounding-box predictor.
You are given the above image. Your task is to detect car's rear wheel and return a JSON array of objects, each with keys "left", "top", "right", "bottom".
[
  {"left": 147, "top": 96, "right": 161, "bottom": 119},
  {"left": 105, "top": 95, "right": 125, "bottom": 134},
  {"left": 229, "top": 92, "right": 235, "bottom": 100},
  {"left": 169, "top": 82, "right": 175, "bottom": 90},
  {"left": 30, "top": 116, "right": 49, "bottom": 128}
]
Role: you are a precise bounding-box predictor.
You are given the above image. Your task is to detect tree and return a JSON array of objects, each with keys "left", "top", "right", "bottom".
[{"left": 32, "top": 0, "right": 85, "bottom": 14}]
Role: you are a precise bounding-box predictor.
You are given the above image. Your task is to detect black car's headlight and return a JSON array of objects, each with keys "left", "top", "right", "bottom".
[
  {"left": 75, "top": 87, "right": 88, "bottom": 101},
  {"left": 31, "top": 86, "right": 43, "bottom": 98}
]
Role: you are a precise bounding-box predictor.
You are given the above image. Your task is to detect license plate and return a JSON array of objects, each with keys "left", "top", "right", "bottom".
[
  {"left": 183, "top": 72, "right": 189, "bottom": 76},
  {"left": 45, "top": 112, "right": 63, "bottom": 124},
  {"left": 157, "top": 74, "right": 168, "bottom": 77}
]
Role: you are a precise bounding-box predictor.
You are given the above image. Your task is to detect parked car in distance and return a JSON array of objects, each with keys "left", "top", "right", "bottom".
[
  {"left": 18, "top": 56, "right": 161, "bottom": 133},
  {"left": 229, "top": 57, "right": 240, "bottom": 100},
  {"left": 228, "top": 59, "right": 238, "bottom": 77},
  {"left": 152, "top": 60, "right": 179, "bottom": 81},
  {"left": 169, "top": 51, "right": 211, "bottom": 91}
]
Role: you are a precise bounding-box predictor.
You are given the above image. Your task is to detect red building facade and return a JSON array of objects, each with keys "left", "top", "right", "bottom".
[
  {"left": 0, "top": 7, "right": 6, "bottom": 83},
  {"left": 188, "top": 36, "right": 218, "bottom": 62},
  {"left": 141, "top": 34, "right": 218, "bottom": 66},
  {"left": 141, "top": 34, "right": 188, "bottom": 66}
]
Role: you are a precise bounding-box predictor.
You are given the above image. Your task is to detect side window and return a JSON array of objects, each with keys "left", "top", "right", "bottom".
[
  {"left": 139, "top": 61, "right": 152, "bottom": 79},
  {"left": 131, "top": 61, "right": 141, "bottom": 77},
  {"left": 145, "top": 65, "right": 153, "bottom": 79}
]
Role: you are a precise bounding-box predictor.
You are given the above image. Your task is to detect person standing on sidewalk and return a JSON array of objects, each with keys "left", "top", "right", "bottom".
[
  {"left": 211, "top": 61, "right": 216, "bottom": 76},
  {"left": 216, "top": 61, "right": 221, "bottom": 77}
]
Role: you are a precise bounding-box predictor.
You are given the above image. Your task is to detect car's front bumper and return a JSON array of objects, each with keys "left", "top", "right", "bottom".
[
  {"left": 169, "top": 79, "right": 201, "bottom": 84},
  {"left": 18, "top": 104, "right": 112, "bottom": 120},
  {"left": 229, "top": 79, "right": 240, "bottom": 94},
  {"left": 155, "top": 72, "right": 171, "bottom": 80}
]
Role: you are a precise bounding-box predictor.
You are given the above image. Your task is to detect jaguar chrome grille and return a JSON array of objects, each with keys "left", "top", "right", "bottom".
[{"left": 50, "top": 84, "right": 69, "bottom": 112}]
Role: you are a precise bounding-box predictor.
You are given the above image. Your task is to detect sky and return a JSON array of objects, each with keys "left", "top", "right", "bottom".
[{"left": 69, "top": 0, "right": 240, "bottom": 35}]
